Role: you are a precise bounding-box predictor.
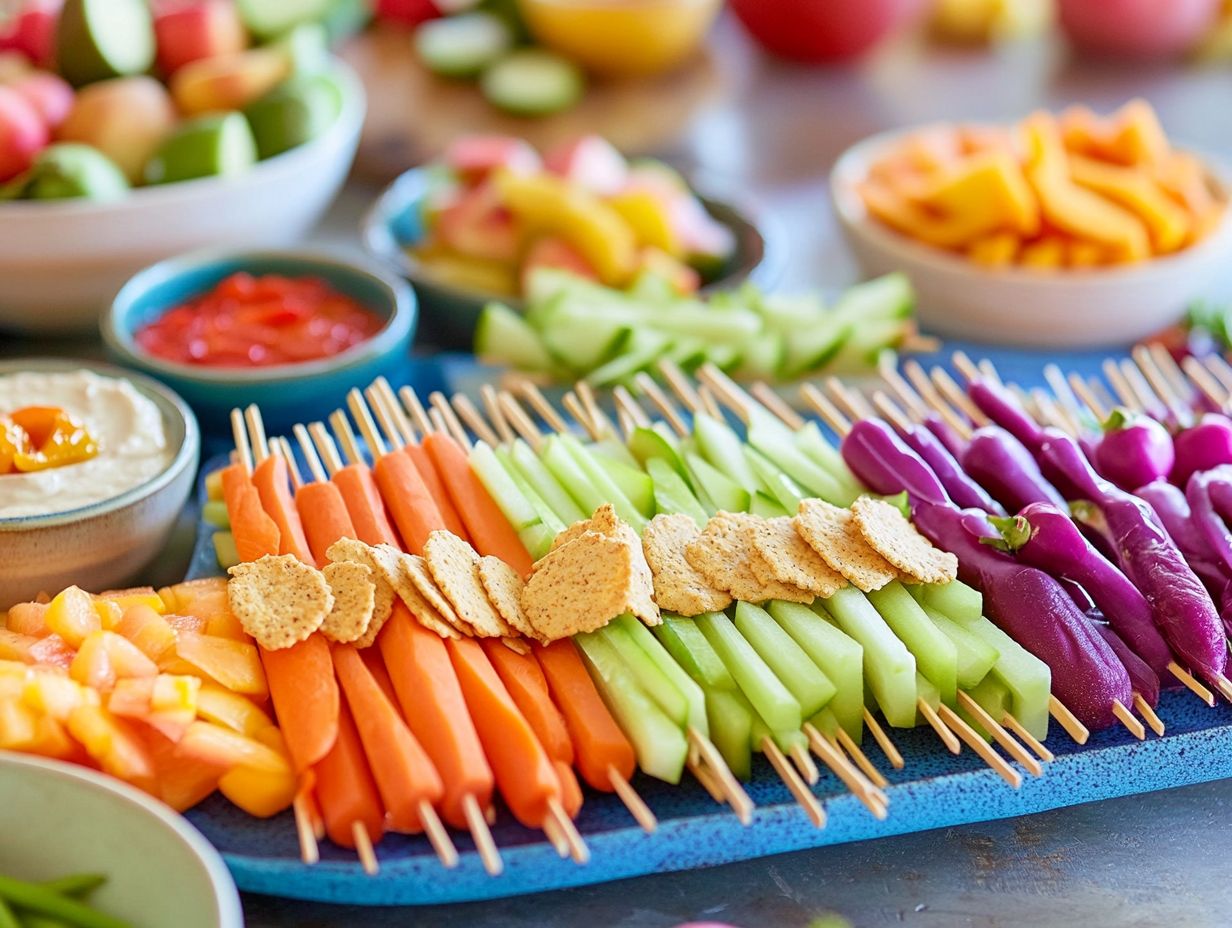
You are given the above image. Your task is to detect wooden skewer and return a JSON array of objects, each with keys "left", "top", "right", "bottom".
[
  {"left": 230, "top": 410, "right": 253, "bottom": 472},
  {"left": 1133, "top": 695, "right": 1165, "bottom": 737},
  {"left": 936, "top": 704, "right": 1022, "bottom": 789},
  {"left": 363, "top": 386, "right": 403, "bottom": 450},
  {"left": 308, "top": 422, "right": 345, "bottom": 477},
  {"left": 1148, "top": 343, "right": 1194, "bottom": 407},
  {"left": 977, "top": 359, "right": 1003, "bottom": 387},
  {"left": 749, "top": 381, "right": 806, "bottom": 430},
  {"left": 609, "top": 765, "right": 658, "bottom": 833},
  {"left": 614, "top": 405, "right": 636, "bottom": 442},
  {"left": 329, "top": 410, "right": 366, "bottom": 467},
  {"left": 397, "top": 385, "right": 434, "bottom": 438},
  {"left": 762, "top": 737, "right": 825, "bottom": 828},
  {"left": 1042, "top": 365, "right": 1088, "bottom": 434},
  {"left": 950, "top": 351, "right": 981, "bottom": 384},
  {"left": 290, "top": 426, "right": 328, "bottom": 485},
  {"left": 956, "top": 692, "right": 1044, "bottom": 776},
  {"left": 1067, "top": 373, "right": 1109, "bottom": 422},
  {"left": 1203, "top": 354, "right": 1232, "bottom": 397},
  {"left": 1032, "top": 391, "right": 1077, "bottom": 437},
  {"left": 462, "top": 793, "right": 503, "bottom": 876},
  {"left": 480, "top": 385, "right": 516, "bottom": 446},
  {"left": 513, "top": 380, "right": 570, "bottom": 435},
  {"left": 658, "top": 358, "right": 704, "bottom": 414},
  {"left": 451, "top": 394, "right": 501, "bottom": 448},
  {"left": 832, "top": 728, "right": 891, "bottom": 791},
  {"left": 803, "top": 723, "right": 888, "bottom": 819},
  {"left": 696, "top": 363, "right": 754, "bottom": 423},
  {"left": 789, "top": 740, "right": 820, "bottom": 785},
  {"left": 800, "top": 383, "right": 851, "bottom": 437},
  {"left": 547, "top": 797, "right": 589, "bottom": 864},
  {"left": 497, "top": 393, "right": 545, "bottom": 453},
  {"left": 1212, "top": 674, "right": 1232, "bottom": 705},
  {"left": 1048, "top": 695, "right": 1090, "bottom": 744},
  {"left": 244, "top": 405, "right": 270, "bottom": 463},
  {"left": 1168, "top": 661, "right": 1216, "bottom": 706},
  {"left": 541, "top": 812, "right": 569, "bottom": 858},
  {"left": 696, "top": 385, "right": 723, "bottom": 421},
  {"left": 1101, "top": 359, "right": 1140, "bottom": 411},
  {"left": 879, "top": 358, "right": 930, "bottom": 421},
  {"left": 1110, "top": 698, "right": 1146, "bottom": 740},
  {"left": 347, "top": 388, "right": 388, "bottom": 460},
  {"left": 633, "top": 372, "right": 689, "bottom": 438},
  {"left": 917, "top": 698, "right": 961, "bottom": 754},
  {"left": 688, "top": 729, "right": 755, "bottom": 825},
  {"left": 1087, "top": 378, "right": 1118, "bottom": 416},
  {"left": 429, "top": 391, "right": 472, "bottom": 449},
  {"left": 1181, "top": 357, "right": 1229, "bottom": 409},
  {"left": 575, "top": 381, "right": 616, "bottom": 440},
  {"left": 561, "top": 391, "right": 603, "bottom": 441},
  {"left": 270, "top": 437, "right": 302, "bottom": 488},
  {"left": 352, "top": 821, "right": 379, "bottom": 876},
  {"left": 1119, "top": 359, "right": 1165, "bottom": 419},
  {"left": 861, "top": 708, "right": 904, "bottom": 771},
  {"left": 1132, "top": 345, "right": 1187, "bottom": 423},
  {"left": 929, "top": 366, "right": 988, "bottom": 426},
  {"left": 824, "top": 376, "right": 874, "bottom": 422},
  {"left": 689, "top": 757, "right": 727, "bottom": 806},
  {"left": 1002, "top": 713, "right": 1054, "bottom": 763},
  {"left": 612, "top": 385, "right": 651, "bottom": 430},
  {"left": 871, "top": 392, "right": 913, "bottom": 434},
  {"left": 900, "top": 362, "right": 972, "bottom": 438}
]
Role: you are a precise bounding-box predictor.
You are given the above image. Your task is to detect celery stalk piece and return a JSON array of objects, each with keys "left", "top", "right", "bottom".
[
  {"left": 510, "top": 437, "right": 587, "bottom": 525},
  {"left": 706, "top": 687, "right": 754, "bottom": 780},
  {"left": 613, "top": 613, "right": 709, "bottom": 738},
  {"left": 744, "top": 446, "right": 807, "bottom": 512},
  {"left": 646, "top": 458, "right": 711, "bottom": 526},
  {"left": 956, "top": 674, "right": 1011, "bottom": 742},
  {"left": 922, "top": 604, "right": 999, "bottom": 689},
  {"left": 628, "top": 426, "right": 689, "bottom": 482},
  {"left": 808, "top": 705, "right": 842, "bottom": 739},
  {"left": 576, "top": 631, "right": 689, "bottom": 783},
  {"left": 734, "top": 602, "right": 835, "bottom": 718},
  {"left": 919, "top": 579, "right": 984, "bottom": 626},
  {"left": 686, "top": 452, "right": 749, "bottom": 514},
  {"left": 557, "top": 433, "right": 647, "bottom": 529},
  {"left": 791, "top": 421, "right": 863, "bottom": 505},
  {"left": 771, "top": 601, "right": 864, "bottom": 741},
  {"left": 470, "top": 440, "right": 540, "bottom": 531},
  {"left": 750, "top": 711, "right": 809, "bottom": 756},
  {"left": 540, "top": 434, "right": 612, "bottom": 516},
  {"left": 695, "top": 611, "right": 802, "bottom": 733},
  {"left": 494, "top": 446, "right": 567, "bottom": 534},
  {"left": 865, "top": 581, "right": 958, "bottom": 708},
  {"left": 820, "top": 588, "right": 917, "bottom": 728},
  {"left": 749, "top": 491, "right": 791, "bottom": 519},
  {"left": 589, "top": 436, "right": 640, "bottom": 469},
  {"left": 593, "top": 621, "right": 688, "bottom": 726},
  {"left": 593, "top": 451, "right": 655, "bottom": 518},
  {"left": 202, "top": 499, "right": 230, "bottom": 529},
  {"left": 915, "top": 671, "right": 940, "bottom": 715},
  {"left": 693, "top": 412, "right": 761, "bottom": 492},
  {"left": 963, "top": 616, "right": 1052, "bottom": 740},
  {"left": 747, "top": 417, "right": 848, "bottom": 505},
  {"left": 652, "top": 614, "right": 737, "bottom": 691}
]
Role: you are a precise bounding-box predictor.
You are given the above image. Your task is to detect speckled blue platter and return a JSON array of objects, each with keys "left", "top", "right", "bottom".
[{"left": 184, "top": 344, "right": 1232, "bottom": 906}]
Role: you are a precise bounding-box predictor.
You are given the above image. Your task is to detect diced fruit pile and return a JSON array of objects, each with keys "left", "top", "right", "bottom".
[
  {"left": 855, "top": 99, "right": 1226, "bottom": 269},
  {"left": 0, "top": 580, "right": 295, "bottom": 818},
  {"left": 410, "top": 134, "right": 736, "bottom": 299},
  {"left": 475, "top": 269, "right": 918, "bottom": 386},
  {"left": 0, "top": 0, "right": 347, "bottom": 200}
]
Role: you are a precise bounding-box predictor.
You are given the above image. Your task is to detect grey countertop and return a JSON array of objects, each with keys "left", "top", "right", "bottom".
[{"left": 6, "top": 14, "right": 1232, "bottom": 927}]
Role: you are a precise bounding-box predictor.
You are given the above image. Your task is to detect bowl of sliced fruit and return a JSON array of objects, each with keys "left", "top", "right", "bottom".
[
  {"left": 0, "top": 0, "right": 365, "bottom": 335},
  {"left": 361, "top": 133, "right": 775, "bottom": 349}
]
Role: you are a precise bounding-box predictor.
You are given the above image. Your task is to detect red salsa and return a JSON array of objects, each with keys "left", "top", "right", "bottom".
[{"left": 135, "top": 272, "right": 385, "bottom": 368}]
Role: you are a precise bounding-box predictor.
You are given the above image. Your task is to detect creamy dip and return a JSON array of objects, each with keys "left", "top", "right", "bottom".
[{"left": 0, "top": 370, "right": 173, "bottom": 518}]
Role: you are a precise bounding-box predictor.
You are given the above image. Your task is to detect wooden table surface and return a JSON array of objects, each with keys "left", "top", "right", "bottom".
[{"left": 8, "top": 13, "right": 1232, "bottom": 927}]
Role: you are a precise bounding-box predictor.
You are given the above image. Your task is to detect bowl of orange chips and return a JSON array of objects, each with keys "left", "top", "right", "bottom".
[{"left": 831, "top": 100, "right": 1232, "bottom": 348}]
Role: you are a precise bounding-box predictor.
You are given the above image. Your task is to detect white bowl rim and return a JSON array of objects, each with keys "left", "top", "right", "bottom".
[
  {"left": 830, "top": 121, "right": 1232, "bottom": 287},
  {"left": 0, "top": 751, "right": 243, "bottom": 928},
  {"left": 0, "top": 60, "right": 365, "bottom": 218},
  {"left": 101, "top": 247, "right": 417, "bottom": 385},
  {"left": 0, "top": 358, "right": 199, "bottom": 531}
]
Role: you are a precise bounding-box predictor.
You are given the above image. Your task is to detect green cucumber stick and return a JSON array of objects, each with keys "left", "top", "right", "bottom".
[
  {"left": 734, "top": 602, "right": 835, "bottom": 718},
  {"left": 492, "top": 445, "right": 567, "bottom": 534},
  {"left": 820, "top": 588, "right": 917, "bottom": 729},
  {"left": 508, "top": 438, "right": 587, "bottom": 525},
  {"left": 750, "top": 710, "right": 809, "bottom": 757},
  {"left": 771, "top": 601, "right": 864, "bottom": 741},
  {"left": 594, "top": 621, "right": 688, "bottom": 726},
  {"left": 964, "top": 616, "right": 1052, "bottom": 741},
  {"left": 589, "top": 436, "right": 640, "bottom": 469},
  {"left": 652, "top": 614, "right": 737, "bottom": 692},
  {"left": 470, "top": 440, "right": 540, "bottom": 531},
  {"left": 792, "top": 420, "right": 863, "bottom": 505},
  {"left": 744, "top": 446, "right": 807, "bottom": 512},
  {"left": 919, "top": 579, "right": 984, "bottom": 626},
  {"left": 685, "top": 452, "right": 749, "bottom": 515},
  {"left": 612, "top": 613, "right": 708, "bottom": 738},
  {"left": 575, "top": 631, "right": 689, "bottom": 783},
  {"left": 557, "top": 434, "right": 646, "bottom": 529},
  {"left": 695, "top": 611, "right": 802, "bottom": 733},
  {"left": 865, "top": 581, "right": 958, "bottom": 708},
  {"left": 627, "top": 426, "right": 690, "bottom": 482},
  {"left": 540, "top": 434, "right": 611, "bottom": 517},
  {"left": 646, "top": 458, "right": 711, "bottom": 526},
  {"left": 746, "top": 413, "right": 848, "bottom": 504},
  {"left": 706, "top": 687, "right": 754, "bottom": 780},
  {"left": 955, "top": 674, "right": 1012, "bottom": 743},
  {"left": 922, "top": 603, "right": 999, "bottom": 689},
  {"left": 693, "top": 412, "right": 762, "bottom": 493},
  {"left": 592, "top": 452, "right": 655, "bottom": 518}
]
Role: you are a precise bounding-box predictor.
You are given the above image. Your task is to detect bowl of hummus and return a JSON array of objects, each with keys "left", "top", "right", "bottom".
[{"left": 0, "top": 360, "right": 199, "bottom": 608}]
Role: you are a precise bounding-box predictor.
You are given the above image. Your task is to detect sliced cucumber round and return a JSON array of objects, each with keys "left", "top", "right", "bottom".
[
  {"left": 416, "top": 13, "right": 513, "bottom": 79},
  {"left": 56, "top": 0, "right": 154, "bottom": 86},
  {"left": 480, "top": 50, "right": 584, "bottom": 117}
]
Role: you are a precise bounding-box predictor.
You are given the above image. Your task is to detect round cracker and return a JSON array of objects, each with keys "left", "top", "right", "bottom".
[
  {"left": 227, "top": 554, "right": 333, "bottom": 650},
  {"left": 522, "top": 531, "right": 635, "bottom": 641},
  {"left": 794, "top": 499, "right": 898, "bottom": 593},
  {"left": 642, "top": 513, "right": 732, "bottom": 617},
  {"left": 425, "top": 531, "right": 512, "bottom": 638},
  {"left": 851, "top": 496, "right": 958, "bottom": 585},
  {"left": 320, "top": 560, "right": 377, "bottom": 644}
]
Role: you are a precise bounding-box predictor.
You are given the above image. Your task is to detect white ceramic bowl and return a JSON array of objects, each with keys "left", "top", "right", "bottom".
[
  {"left": 0, "top": 359, "right": 199, "bottom": 609},
  {"left": 831, "top": 126, "right": 1232, "bottom": 348},
  {"left": 0, "top": 752, "right": 242, "bottom": 928},
  {"left": 0, "top": 63, "right": 365, "bottom": 336}
]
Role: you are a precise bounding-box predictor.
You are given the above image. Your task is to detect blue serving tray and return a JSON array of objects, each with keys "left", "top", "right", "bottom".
[{"left": 183, "top": 345, "right": 1232, "bottom": 906}]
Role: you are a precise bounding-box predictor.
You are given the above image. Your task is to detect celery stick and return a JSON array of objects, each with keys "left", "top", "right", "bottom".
[
  {"left": 964, "top": 616, "right": 1051, "bottom": 740},
  {"left": 213, "top": 532, "right": 239, "bottom": 570},
  {"left": 576, "top": 631, "right": 688, "bottom": 783},
  {"left": 749, "top": 491, "right": 790, "bottom": 519},
  {"left": 751, "top": 711, "right": 808, "bottom": 756},
  {"left": 695, "top": 611, "right": 802, "bottom": 733},
  {"left": 923, "top": 604, "right": 998, "bottom": 689},
  {"left": 685, "top": 452, "right": 748, "bottom": 514},
  {"left": 628, "top": 426, "right": 689, "bottom": 481},
  {"left": 593, "top": 452, "right": 655, "bottom": 518},
  {"left": 202, "top": 499, "right": 230, "bottom": 528},
  {"left": 771, "top": 601, "right": 864, "bottom": 741},
  {"left": 613, "top": 613, "right": 708, "bottom": 738},
  {"left": 821, "top": 587, "right": 917, "bottom": 729},
  {"left": 518, "top": 522, "right": 557, "bottom": 562},
  {"left": 744, "top": 446, "right": 806, "bottom": 512},
  {"left": 652, "top": 614, "right": 736, "bottom": 691},
  {"left": 590, "top": 436, "right": 640, "bottom": 470},
  {"left": 734, "top": 602, "right": 835, "bottom": 718},
  {"left": 791, "top": 420, "right": 863, "bottom": 505},
  {"left": 707, "top": 687, "right": 754, "bottom": 780},
  {"left": 557, "top": 434, "right": 647, "bottom": 529},
  {"left": 646, "top": 458, "right": 710, "bottom": 526},
  {"left": 470, "top": 440, "right": 539, "bottom": 530},
  {"left": 494, "top": 446, "right": 566, "bottom": 534},
  {"left": 693, "top": 412, "right": 761, "bottom": 492},
  {"left": 866, "top": 581, "right": 958, "bottom": 707},
  {"left": 915, "top": 671, "right": 940, "bottom": 715},
  {"left": 541, "top": 434, "right": 611, "bottom": 516},
  {"left": 593, "top": 622, "right": 687, "bottom": 726},
  {"left": 511, "top": 437, "right": 587, "bottom": 524},
  {"left": 747, "top": 417, "right": 847, "bottom": 504},
  {"left": 957, "top": 674, "right": 1011, "bottom": 741},
  {"left": 920, "top": 580, "right": 983, "bottom": 626},
  {"left": 809, "top": 705, "right": 842, "bottom": 738}
]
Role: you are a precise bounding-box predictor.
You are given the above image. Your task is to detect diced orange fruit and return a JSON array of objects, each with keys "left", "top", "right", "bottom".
[
  {"left": 175, "top": 633, "right": 267, "bottom": 700},
  {"left": 6, "top": 602, "right": 49, "bottom": 637},
  {"left": 93, "top": 600, "right": 123, "bottom": 630},
  {"left": 176, "top": 720, "right": 290, "bottom": 775},
  {"left": 115, "top": 605, "right": 178, "bottom": 663},
  {"left": 22, "top": 670, "right": 95, "bottom": 720},
  {"left": 196, "top": 683, "right": 273, "bottom": 737},
  {"left": 608, "top": 190, "right": 681, "bottom": 255},
  {"left": 44, "top": 586, "right": 100, "bottom": 649},
  {"left": 217, "top": 728, "right": 296, "bottom": 818},
  {"left": 67, "top": 703, "right": 156, "bottom": 789},
  {"left": 140, "top": 727, "right": 224, "bottom": 812},
  {"left": 165, "top": 613, "right": 208, "bottom": 636},
  {"left": 1069, "top": 154, "right": 1190, "bottom": 253},
  {"left": 28, "top": 634, "right": 76, "bottom": 671},
  {"left": 0, "top": 696, "right": 38, "bottom": 749},
  {"left": 0, "top": 627, "right": 38, "bottom": 662},
  {"left": 204, "top": 610, "right": 249, "bottom": 642}
]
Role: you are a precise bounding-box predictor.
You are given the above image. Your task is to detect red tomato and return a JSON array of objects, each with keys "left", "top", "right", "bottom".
[
  {"left": 134, "top": 273, "right": 385, "bottom": 369},
  {"left": 730, "top": 0, "right": 919, "bottom": 62},
  {"left": 1057, "top": 0, "right": 1220, "bottom": 59}
]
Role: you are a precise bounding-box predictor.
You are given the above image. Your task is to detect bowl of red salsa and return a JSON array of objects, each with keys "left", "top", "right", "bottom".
[{"left": 102, "top": 250, "right": 416, "bottom": 434}]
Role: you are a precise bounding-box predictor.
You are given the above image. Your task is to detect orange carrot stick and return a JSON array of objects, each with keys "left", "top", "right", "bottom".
[
  {"left": 252, "top": 455, "right": 313, "bottom": 564},
  {"left": 481, "top": 639, "right": 573, "bottom": 765},
  {"left": 313, "top": 697, "right": 385, "bottom": 849},
  {"left": 378, "top": 605, "right": 494, "bottom": 829},
  {"left": 423, "top": 433, "right": 533, "bottom": 577},
  {"left": 260, "top": 638, "right": 339, "bottom": 773},
  {"left": 361, "top": 646, "right": 399, "bottom": 707},
  {"left": 373, "top": 452, "right": 446, "bottom": 555},
  {"left": 220, "top": 463, "right": 249, "bottom": 518},
  {"left": 221, "top": 463, "right": 281, "bottom": 562},
  {"left": 296, "top": 481, "right": 356, "bottom": 565},
  {"left": 555, "top": 760, "right": 583, "bottom": 818},
  {"left": 333, "top": 643, "right": 444, "bottom": 833},
  {"left": 447, "top": 636, "right": 561, "bottom": 828},
  {"left": 535, "top": 639, "right": 636, "bottom": 792},
  {"left": 334, "top": 464, "right": 401, "bottom": 548},
  {"left": 405, "top": 444, "right": 469, "bottom": 542}
]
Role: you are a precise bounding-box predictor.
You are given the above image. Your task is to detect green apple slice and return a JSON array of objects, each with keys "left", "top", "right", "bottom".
[{"left": 57, "top": 0, "right": 154, "bottom": 86}]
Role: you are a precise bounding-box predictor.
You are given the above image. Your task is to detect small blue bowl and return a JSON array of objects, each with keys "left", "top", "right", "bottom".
[{"left": 102, "top": 249, "right": 417, "bottom": 435}]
